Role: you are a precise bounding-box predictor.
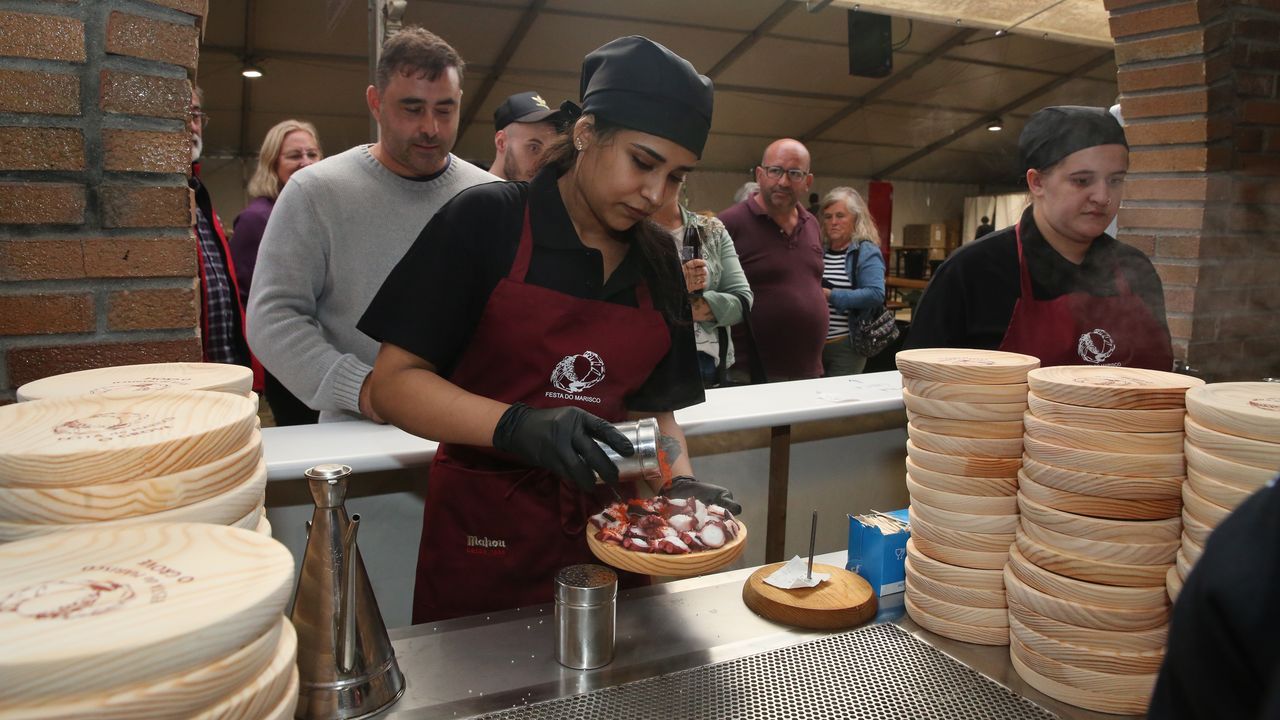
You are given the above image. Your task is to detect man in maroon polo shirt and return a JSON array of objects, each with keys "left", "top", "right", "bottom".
[{"left": 718, "top": 138, "right": 827, "bottom": 381}]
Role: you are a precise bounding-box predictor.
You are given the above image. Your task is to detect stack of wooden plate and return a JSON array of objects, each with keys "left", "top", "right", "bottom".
[
  {"left": 896, "top": 348, "right": 1039, "bottom": 646},
  {"left": 16, "top": 361, "right": 255, "bottom": 406},
  {"left": 0, "top": 391, "right": 269, "bottom": 542},
  {"left": 1007, "top": 366, "right": 1202, "bottom": 715},
  {"left": 1170, "top": 383, "right": 1280, "bottom": 601},
  {"left": 0, "top": 523, "right": 297, "bottom": 719}
]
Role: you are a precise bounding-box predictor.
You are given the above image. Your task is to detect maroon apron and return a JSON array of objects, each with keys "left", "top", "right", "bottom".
[
  {"left": 412, "top": 206, "right": 672, "bottom": 623},
  {"left": 998, "top": 220, "right": 1173, "bottom": 371}
]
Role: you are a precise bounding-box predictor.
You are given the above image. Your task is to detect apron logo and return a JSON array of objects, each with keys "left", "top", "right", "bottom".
[
  {"left": 466, "top": 535, "right": 507, "bottom": 557},
  {"left": 1077, "top": 329, "right": 1117, "bottom": 364},
  {"left": 550, "top": 351, "right": 606, "bottom": 394}
]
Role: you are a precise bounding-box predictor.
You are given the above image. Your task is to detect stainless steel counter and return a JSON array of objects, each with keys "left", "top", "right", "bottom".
[{"left": 379, "top": 552, "right": 1140, "bottom": 719}]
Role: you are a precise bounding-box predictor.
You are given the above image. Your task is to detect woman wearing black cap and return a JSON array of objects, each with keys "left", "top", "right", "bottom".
[
  {"left": 358, "top": 36, "right": 739, "bottom": 623},
  {"left": 904, "top": 105, "right": 1173, "bottom": 370}
]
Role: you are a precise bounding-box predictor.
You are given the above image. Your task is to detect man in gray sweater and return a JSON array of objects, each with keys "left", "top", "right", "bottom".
[{"left": 248, "top": 27, "right": 496, "bottom": 422}]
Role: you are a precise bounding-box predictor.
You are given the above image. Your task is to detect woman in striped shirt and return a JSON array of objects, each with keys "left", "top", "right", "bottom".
[{"left": 820, "top": 187, "right": 887, "bottom": 376}]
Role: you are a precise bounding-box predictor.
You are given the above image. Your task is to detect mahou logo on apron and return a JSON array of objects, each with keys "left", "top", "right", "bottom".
[
  {"left": 1077, "top": 329, "right": 1118, "bottom": 365},
  {"left": 547, "top": 350, "right": 606, "bottom": 403}
]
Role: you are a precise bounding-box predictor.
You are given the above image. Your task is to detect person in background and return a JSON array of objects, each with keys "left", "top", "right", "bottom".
[
  {"left": 975, "top": 215, "right": 995, "bottom": 240},
  {"left": 807, "top": 191, "right": 820, "bottom": 216},
  {"left": 718, "top": 138, "right": 826, "bottom": 382},
  {"left": 819, "top": 187, "right": 886, "bottom": 376},
  {"left": 488, "top": 91, "right": 565, "bottom": 181},
  {"left": 247, "top": 27, "right": 496, "bottom": 423},
  {"left": 232, "top": 119, "right": 323, "bottom": 426},
  {"left": 652, "top": 186, "right": 753, "bottom": 386},
  {"left": 905, "top": 105, "right": 1172, "bottom": 370}
]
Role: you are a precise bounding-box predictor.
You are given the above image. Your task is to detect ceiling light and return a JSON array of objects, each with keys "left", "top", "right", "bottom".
[
  {"left": 986, "top": 118, "right": 1004, "bottom": 132},
  {"left": 241, "top": 63, "right": 263, "bottom": 79}
]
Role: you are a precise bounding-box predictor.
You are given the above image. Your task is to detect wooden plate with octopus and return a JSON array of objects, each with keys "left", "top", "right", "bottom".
[{"left": 587, "top": 517, "right": 748, "bottom": 578}]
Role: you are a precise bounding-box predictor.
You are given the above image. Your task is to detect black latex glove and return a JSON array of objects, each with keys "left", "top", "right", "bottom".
[
  {"left": 492, "top": 402, "right": 633, "bottom": 492},
  {"left": 664, "top": 475, "right": 742, "bottom": 515}
]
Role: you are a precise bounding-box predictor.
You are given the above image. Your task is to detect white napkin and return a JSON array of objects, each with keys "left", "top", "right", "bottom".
[{"left": 764, "top": 555, "right": 829, "bottom": 589}]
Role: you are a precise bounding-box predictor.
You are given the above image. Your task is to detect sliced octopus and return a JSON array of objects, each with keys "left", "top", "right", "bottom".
[{"left": 589, "top": 496, "right": 741, "bottom": 555}]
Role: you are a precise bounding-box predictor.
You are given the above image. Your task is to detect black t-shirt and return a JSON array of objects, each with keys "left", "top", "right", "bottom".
[
  {"left": 904, "top": 205, "right": 1168, "bottom": 351},
  {"left": 358, "top": 166, "right": 704, "bottom": 413}
]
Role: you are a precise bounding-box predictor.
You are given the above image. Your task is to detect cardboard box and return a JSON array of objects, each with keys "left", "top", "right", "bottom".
[
  {"left": 846, "top": 508, "right": 910, "bottom": 596},
  {"left": 901, "top": 224, "right": 931, "bottom": 248}
]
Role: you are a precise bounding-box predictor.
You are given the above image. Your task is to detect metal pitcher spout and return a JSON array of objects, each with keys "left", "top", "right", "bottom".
[{"left": 336, "top": 514, "right": 360, "bottom": 674}]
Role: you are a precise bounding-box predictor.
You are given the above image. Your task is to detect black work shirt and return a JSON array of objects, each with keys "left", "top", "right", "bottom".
[
  {"left": 904, "top": 206, "right": 1168, "bottom": 351},
  {"left": 358, "top": 166, "right": 704, "bottom": 413}
]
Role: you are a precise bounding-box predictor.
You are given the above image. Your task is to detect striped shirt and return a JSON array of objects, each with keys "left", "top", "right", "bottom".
[{"left": 824, "top": 249, "right": 853, "bottom": 339}]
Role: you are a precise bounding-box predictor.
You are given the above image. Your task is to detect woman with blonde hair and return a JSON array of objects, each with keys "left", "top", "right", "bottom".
[
  {"left": 819, "top": 186, "right": 887, "bottom": 375},
  {"left": 233, "top": 119, "right": 322, "bottom": 424}
]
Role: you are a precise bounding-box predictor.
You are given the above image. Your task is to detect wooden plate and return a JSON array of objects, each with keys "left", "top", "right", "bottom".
[
  {"left": 0, "top": 431, "right": 262, "bottom": 523},
  {"left": 1020, "top": 455, "right": 1183, "bottom": 501},
  {"left": 1020, "top": 516, "right": 1178, "bottom": 567},
  {"left": 908, "top": 496, "right": 1019, "bottom": 534},
  {"left": 231, "top": 505, "right": 265, "bottom": 531},
  {"left": 256, "top": 514, "right": 273, "bottom": 537},
  {"left": 1006, "top": 541, "right": 1168, "bottom": 610},
  {"left": 1187, "top": 467, "right": 1254, "bottom": 511},
  {"left": 1008, "top": 615, "right": 1164, "bottom": 676},
  {"left": 16, "top": 362, "right": 253, "bottom": 402},
  {"left": 1184, "top": 415, "right": 1280, "bottom": 470},
  {"left": 905, "top": 576, "right": 1007, "bottom": 627},
  {"left": 904, "top": 595, "right": 1009, "bottom": 646},
  {"left": 587, "top": 519, "right": 747, "bottom": 578},
  {"left": 1027, "top": 366, "right": 1203, "bottom": 410},
  {"left": 1010, "top": 635, "right": 1157, "bottom": 708},
  {"left": 1166, "top": 566, "right": 1182, "bottom": 604},
  {"left": 1181, "top": 482, "right": 1231, "bottom": 528},
  {"left": 1180, "top": 532, "right": 1204, "bottom": 564},
  {"left": 1016, "top": 470, "right": 1181, "bottom": 521},
  {"left": 905, "top": 411, "right": 1025, "bottom": 439},
  {"left": 1014, "top": 529, "right": 1169, "bottom": 588},
  {"left": 908, "top": 507, "right": 1015, "bottom": 553},
  {"left": 1183, "top": 439, "right": 1276, "bottom": 490},
  {"left": 1027, "top": 392, "right": 1186, "bottom": 432},
  {"left": 1009, "top": 642, "right": 1152, "bottom": 715},
  {"left": 903, "top": 378, "right": 1029, "bottom": 404},
  {"left": 258, "top": 666, "right": 300, "bottom": 720},
  {"left": 1023, "top": 410, "right": 1184, "bottom": 454},
  {"left": 191, "top": 618, "right": 297, "bottom": 720},
  {"left": 1184, "top": 382, "right": 1280, "bottom": 444},
  {"left": 1181, "top": 508, "right": 1213, "bottom": 547},
  {"left": 909, "top": 534, "right": 1009, "bottom": 571},
  {"left": 906, "top": 459, "right": 1018, "bottom": 497},
  {"left": 1003, "top": 565, "right": 1167, "bottom": 631},
  {"left": 1006, "top": 595, "right": 1167, "bottom": 653},
  {"left": 1023, "top": 435, "right": 1184, "bottom": 478},
  {"left": 905, "top": 440, "right": 1021, "bottom": 479},
  {"left": 0, "top": 524, "right": 294, "bottom": 704},
  {"left": 905, "top": 476, "right": 1018, "bottom": 516},
  {"left": 902, "top": 388, "right": 1027, "bottom": 422},
  {"left": 907, "top": 422, "right": 1023, "bottom": 458},
  {"left": 904, "top": 538, "right": 1005, "bottom": 591},
  {"left": 741, "top": 563, "right": 876, "bottom": 631},
  {"left": 1016, "top": 492, "right": 1181, "bottom": 544},
  {"left": 0, "top": 392, "right": 258, "bottom": 487},
  {"left": 904, "top": 557, "right": 1006, "bottom": 608},
  {"left": 895, "top": 348, "right": 1039, "bottom": 385},
  {"left": 1176, "top": 547, "right": 1194, "bottom": 581}
]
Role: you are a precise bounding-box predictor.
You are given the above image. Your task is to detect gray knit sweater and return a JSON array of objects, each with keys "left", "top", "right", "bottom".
[{"left": 246, "top": 145, "right": 497, "bottom": 422}]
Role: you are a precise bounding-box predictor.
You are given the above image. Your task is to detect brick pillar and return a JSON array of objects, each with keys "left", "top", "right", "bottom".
[
  {"left": 0, "top": 1, "right": 207, "bottom": 403},
  {"left": 1108, "top": 0, "right": 1280, "bottom": 381}
]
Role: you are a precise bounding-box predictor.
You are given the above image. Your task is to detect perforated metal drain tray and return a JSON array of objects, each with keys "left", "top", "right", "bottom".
[{"left": 474, "top": 623, "right": 1057, "bottom": 719}]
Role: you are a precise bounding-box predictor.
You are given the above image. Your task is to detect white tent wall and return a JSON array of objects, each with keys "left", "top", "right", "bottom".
[{"left": 962, "top": 192, "right": 1032, "bottom": 244}]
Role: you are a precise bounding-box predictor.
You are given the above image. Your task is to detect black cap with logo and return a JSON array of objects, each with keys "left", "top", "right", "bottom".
[{"left": 494, "top": 91, "right": 563, "bottom": 131}]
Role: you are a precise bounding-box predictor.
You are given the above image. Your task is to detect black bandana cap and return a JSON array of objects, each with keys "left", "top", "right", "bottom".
[
  {"left": 1019, "top": 105, "right": 1128, "bottom": 173},
  {"left": 579, "top": 36, "right": 714, "bottom": 158}
]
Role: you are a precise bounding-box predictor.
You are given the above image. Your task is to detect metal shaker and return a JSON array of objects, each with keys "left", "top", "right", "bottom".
[
  {"left": 593, "top": 417, "right": 661, "bottom": 485},
  {"left": 554, "top": 564, "right": 617, "bottom": 669}
]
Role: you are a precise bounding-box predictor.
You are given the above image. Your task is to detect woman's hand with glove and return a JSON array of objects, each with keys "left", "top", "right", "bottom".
[
  {"left": 492, "top": 402, "right": 632, "bottom": 492},
  {"left": 663, "top": 475, "right": 742, "bottom": 515}
]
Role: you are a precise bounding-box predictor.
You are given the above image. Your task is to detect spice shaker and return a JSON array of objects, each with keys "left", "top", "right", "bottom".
[
  {"left": 593, "top": 417, "right": 661, "bottom": 485},
  {"left": 554, "top": 564, "right": 618, "bottom": 669}
]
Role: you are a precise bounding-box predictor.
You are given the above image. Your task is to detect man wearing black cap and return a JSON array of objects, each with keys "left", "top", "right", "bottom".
[
  {"left": 905, "top": 105, "right": 1172, "bottom": 371},
  {"left": 489, "top": 91, "right": 563, "bottom": 181}
]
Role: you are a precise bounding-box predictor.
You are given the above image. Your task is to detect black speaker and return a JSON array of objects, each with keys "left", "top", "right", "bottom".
[{"left": 848, "top": 10, "right": 893, "bottom": 78}]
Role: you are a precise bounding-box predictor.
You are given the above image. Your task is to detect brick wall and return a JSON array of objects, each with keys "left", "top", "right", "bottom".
[
  {"left": 0, "top": 0, "right": 207, "bottom": 402},
  {"left": 1109, "top": 0, "right": 1280, "bottom": 381}
]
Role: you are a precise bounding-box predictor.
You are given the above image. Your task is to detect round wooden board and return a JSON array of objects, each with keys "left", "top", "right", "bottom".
[
  {"left": 191, "top": 617, "right": 297, "bottom": 720},
  {"left": 1009, "top": 615, "right": 1164, "bottom": 676},
  {"left": 16, "top": 362, "right": 253, "bottom": 402},
  {"left": 903, "top": 378, "right": 1029, "bottom": 404},
  {"left": 1176, "top": 547, "right": 1194, "bottom": 581},
  {"left": 1027, "top": 392, "right": 1186, "bottom": 432},
  {"left": 255, "top": 514, "right": 272, "bottom": 537},
  {"left": 1023, "top": 410, "right": 1184, "bottom": 455},
  {"left": 1021, "top": 455, "right": 1183, "bottom": 501},
  {"left": 895, "top": 348, "right": 1039, "bottom": 385},
  {"left": 3, "top": 616, "right": 286, "bottom": 720},
  {"left": 907, "top": 422, "right": 1023, "bottom": 458},
  {"left": 906, "top": 576, "right": 1008, "bottom": 627},
  {"left": 905, "top": 557, "right": 1006, "bottom": 608},
  {"left": 1003, "top": 565, "right": 1167, "bottom": 632},
  {"left": 904, "top": 538, "right": 1004, "bottom": 590},
  {"left": 905, "top": 475, "right": 1018, "bottom": 515},
  {"left": 1016, "top": 470, "right": 1181, "bottom": 521},
  {"left": 1016, "top": 492, "right": 1181, "bottom": 544},
  {"left": 908, "top": 507, "right": 1015, "bottom": 553},
  {"left": 0, "top": 431, "right": 262, "bottom": 524},
  {"left": 1027, "top": 366, "right": 1202, "bottom": 410},
  {"left": 1006, "top": 595, "right": 1167, "bottom": 655},
  {"left": 230, "top": 504, "right": 265, "bottom": 531},
  {"left": 0, "top": 523, "right": 294, "bottom": 704},
  {"left": 1010, "top": 634, "right": 1157, "bottom": 707},
  {"left": 1006, "top": 540, "right": 1169, "bottom": 611},
  {"left": 1166, "top": 565, "right": 1182, "bottom": 604},
  {"left": 1014, "top": 528, "right": 1169, "bottom": 589},
  {"left": 1187, "top": 466, "right": 1254, "bottom": 511},
  {"left": 1019, "top": 516, "right": 1178, "bottom": 567},
  {"left": 1180, "top": 532, "right": 1204, "bottom": 564},
  {"left": 1009, "top": 643, "right": 1152, "bottom": 716},
  {"left": 1184, "top": 415, "right": 1280, "bottom": 470},
  {"left": 587, "top": 519, "right": 747, "bottom": 578},
  {"left": 904, "top": 595, "right": 1009, "bottom": 646},
  {"left": 906, "top": 459, "right": 1018, "bottom": 497},
  {"left": 905, "top": 411, "right": 1025, "bottom": 439},
  {"left": 1181, "top": 482, "right": 1231, "bottom": 528},
  {"left": 1181, "top": 508, "right": 1213, "bottom": 547},
  {"left": 1183, "top": 439, "right": 1276, "bottom": 491},
  {"left": 1023, "top": 435, "right": 1184, "bottom": 478},
  {"left": 909, "top": 534, "right": 1009, "bottom": 570},
  {"left": 0, "top": 391, "right": 258, "bottom": 487},
  {"left": 905, "top": 440, "right": 1021, "bottom": 479},
  {"left": 902, "top": 388, "right": 1027, "bottom": 422},
  {"left": 0, "top": 458, "right": 268, "bottom": 543},
  {"left": 908, "top": 496, "right": 1019, "bottom": 534},
  {"left": 1185, "top": 382, "right": 1280, "bottom": 444},
  {"left": 741, "top": 563, "right": 876, "bottom": 630}
]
